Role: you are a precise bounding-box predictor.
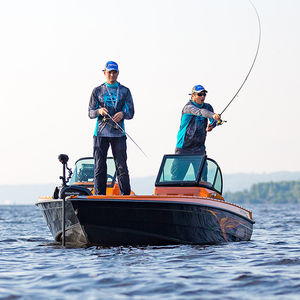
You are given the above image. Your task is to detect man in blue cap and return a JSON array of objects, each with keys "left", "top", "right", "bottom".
[
  {"left": 171, "top": 85, "right": 221, "bottom": 181},
  {"left": 88, "top": 61, "right": 134, "bottom": 195},
  {"left": 175, "top": 84, "right": 221, "bottom": 155}
]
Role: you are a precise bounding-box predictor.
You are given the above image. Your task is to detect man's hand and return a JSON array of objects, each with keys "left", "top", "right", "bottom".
[
  {"left": 112, "top": 112, "right": 124, "bottom": 123},
  {"left": 206, "top": 124, "right": 213, "bottom": 132},
  {"left": 99, "top": 108, "right": 108, "bottom": 116},
  {"left": 212, "top": 113, "right": 221, "bottom": 121}
]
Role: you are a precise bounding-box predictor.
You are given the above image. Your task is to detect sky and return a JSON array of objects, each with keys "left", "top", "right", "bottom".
[{"left": 0, "top": 0, "right": 300, "bottom": 185}]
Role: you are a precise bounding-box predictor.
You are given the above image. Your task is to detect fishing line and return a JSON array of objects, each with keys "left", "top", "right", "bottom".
[
  {"left": 220, "top": 0, "right": 261, "bottom": 117},
  {"left": 105, "top": 113, "right": 149, "bottom": 159}
]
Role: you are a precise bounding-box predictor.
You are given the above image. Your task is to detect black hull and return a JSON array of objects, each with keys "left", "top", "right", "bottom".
[{"left": 37, "top": 198, "right": 253, "bottom": 246}]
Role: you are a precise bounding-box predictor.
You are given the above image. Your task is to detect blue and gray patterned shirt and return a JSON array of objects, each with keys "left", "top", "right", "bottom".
[
  {"left": 88, "top": 82, "right": 134, "bottom": 137},
  {"left": 175, "top": 100, "right": 215, "bottom": 154}
]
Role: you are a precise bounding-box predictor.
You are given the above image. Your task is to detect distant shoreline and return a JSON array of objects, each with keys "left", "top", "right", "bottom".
[{"left": 1, "top": 171, "right": 300, "bottom": 205}]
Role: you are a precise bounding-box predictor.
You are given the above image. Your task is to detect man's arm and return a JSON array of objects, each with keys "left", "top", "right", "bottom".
[
  {"left": 112, "top": 87, "right": 134, "bottom": 122},
  {"left": 204, "top": 104, "right": 221, "bottom": 131},
  {"left": 183, "top": 103, "right": 215, "bottom": 118},
  {"left": 122, "top": 89, "right": 134, "bottom": 120},
  {"left": 88, "top": 89, "right": 100, "bottom": 119},
  {"left": 88, "top": 88, "right": 108, "bottom": 119},
  {"left": 183, "top": 103, "right": 220, "bottom": 132}
]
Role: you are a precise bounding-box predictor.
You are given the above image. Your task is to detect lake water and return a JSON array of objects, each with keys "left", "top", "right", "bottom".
[{"left": 1, "top": 204, "right": 300, "bottom": 299}]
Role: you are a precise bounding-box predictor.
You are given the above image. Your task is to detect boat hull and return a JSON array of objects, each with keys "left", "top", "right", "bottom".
[{"left": 37, "top": 196, "right": 254, "bottom": 246}]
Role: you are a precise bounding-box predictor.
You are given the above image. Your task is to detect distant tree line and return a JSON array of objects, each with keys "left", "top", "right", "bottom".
[{"left": 223, "top": 181, "right": 300, "bottom": 204}]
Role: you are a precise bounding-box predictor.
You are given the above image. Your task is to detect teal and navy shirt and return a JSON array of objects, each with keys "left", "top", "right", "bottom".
[
  {"left": 175, "top": 100, "right": 215, "bottom": 154},
  {"left": 88, "top": 82, "right": 134, "bottom": 137}
]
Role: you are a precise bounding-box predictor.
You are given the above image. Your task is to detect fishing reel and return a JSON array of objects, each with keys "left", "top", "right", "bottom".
[
  {"left": 216, "top": 119, "right": 226, "bottom": 126},
  {"left": 102, "top": 115, "right": 121, "bottom": 130},
  {"left": 103, "top": 116, "right": 110, "bottom": 122},
  {"left": 211, "top": 119, "right": 226, "bottom": 127}
]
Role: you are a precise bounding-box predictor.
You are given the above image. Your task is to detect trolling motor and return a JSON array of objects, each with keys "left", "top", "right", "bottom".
[
  {"left": 58, "top": 154, "right": 71, "bottom": 247},
  {"left": 58, "top": 154, "right": 72, "bottom": 186},
  {"left": 56, "top": 154, "right": 92, "bottom": 200},
  {"left": 53, "top": 154, "right": 73, "bottom": 199},
  {"left": 56, "top": 154, "right": 92, "bottom": 246}
]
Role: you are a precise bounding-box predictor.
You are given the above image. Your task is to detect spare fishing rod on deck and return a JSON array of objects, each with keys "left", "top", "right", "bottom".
[{"left": 212, "top": 0, "right": 261, "bottom": 127}]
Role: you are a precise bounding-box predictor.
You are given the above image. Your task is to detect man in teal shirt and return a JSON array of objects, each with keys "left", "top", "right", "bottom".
[
  {"left": 88, "top": 61, "right": 134, "bottom": 195},
  {"left": 172, "top": 85, "right": 221, "bottom": 180},
  {"left": 175, "top": 84, "right": 221, "bottom": 155}
]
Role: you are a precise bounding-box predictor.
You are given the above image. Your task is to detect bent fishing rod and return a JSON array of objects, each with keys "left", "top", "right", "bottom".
[
  {"left": 214, "top": 0, "right": 261, "bottom": 126},
  {"left": 104, "top": 113, "right": 149, "bottom": 158}
]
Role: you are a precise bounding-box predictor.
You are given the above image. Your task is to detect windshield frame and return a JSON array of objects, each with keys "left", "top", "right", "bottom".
[
  {"left": 69, "top": 157, "right": 117, "bottom": 187},
  {"left": 155, "top": 154, "right": 223, "bottom": 194}
]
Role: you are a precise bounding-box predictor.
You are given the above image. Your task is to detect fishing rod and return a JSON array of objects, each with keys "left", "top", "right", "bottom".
[
  {"left": 104, "top": 113, "right": 149, "bottom": 158},
  {"left": 214, "top": 0, "right": 261, "bottom": 126}
]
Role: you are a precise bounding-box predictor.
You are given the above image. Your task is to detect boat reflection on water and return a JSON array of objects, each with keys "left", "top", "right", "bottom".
[{"left": 36, "top": 154, "right": 254, "bottom": 247}]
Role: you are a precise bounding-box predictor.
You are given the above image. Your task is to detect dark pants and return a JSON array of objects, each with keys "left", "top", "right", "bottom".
[
  {"left": 93, "top": 136, "right": 131, "bottom": 195},
  {"left": 175, "top": 147, "right": 206, "bottom": 156}
]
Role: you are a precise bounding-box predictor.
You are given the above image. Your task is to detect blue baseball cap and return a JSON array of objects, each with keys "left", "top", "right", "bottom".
[
  {"left": 103, "top": 61, "right": 118, "bottom": 71},
  {"left": 189, "top": 84, "right": 208, "bottom": 95}
]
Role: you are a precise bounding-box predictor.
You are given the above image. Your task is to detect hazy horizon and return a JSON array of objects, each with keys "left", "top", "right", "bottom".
[
  {"left": 1, "top": 170, "right": 300, "bottom": 205},
  {"left": 1, "top": 169, "right": 300, "bottom": 186}
]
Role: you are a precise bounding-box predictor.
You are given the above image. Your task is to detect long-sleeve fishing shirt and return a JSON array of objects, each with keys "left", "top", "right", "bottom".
[
  {"left": 88, "top": 82, "right": 134, "bottom": 137},
  {"left": 175, "top": 100, "right": 215, "bottom": 154}
]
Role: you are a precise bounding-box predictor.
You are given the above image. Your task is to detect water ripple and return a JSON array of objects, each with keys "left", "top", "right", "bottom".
[{"left": 1, "top": 204, "right": 300, "bottom": 299}]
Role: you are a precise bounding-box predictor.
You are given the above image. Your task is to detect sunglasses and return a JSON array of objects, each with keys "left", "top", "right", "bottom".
[{"left": 197, "top": 92, "right": 207, "bottom": 97}]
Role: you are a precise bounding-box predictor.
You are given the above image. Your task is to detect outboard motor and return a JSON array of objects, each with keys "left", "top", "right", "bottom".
[
  {"left": 59, "top": 185, "right": 92, "bottom": 199},
  {"left": 53, "top": 154, "right": 92, "bottom": 199}
]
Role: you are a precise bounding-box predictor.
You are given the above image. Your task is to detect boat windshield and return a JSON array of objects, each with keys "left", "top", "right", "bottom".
[
  {"left": 69, "top": 157, "right": 116, "bottom": 186},
  {"left": 155, "top": 155, "right": 223, "bottom": 194}
]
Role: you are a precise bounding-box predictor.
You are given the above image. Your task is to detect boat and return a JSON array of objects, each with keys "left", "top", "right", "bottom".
[{"left": 36, "top": 154, "right": 254, "bottom": 246}]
